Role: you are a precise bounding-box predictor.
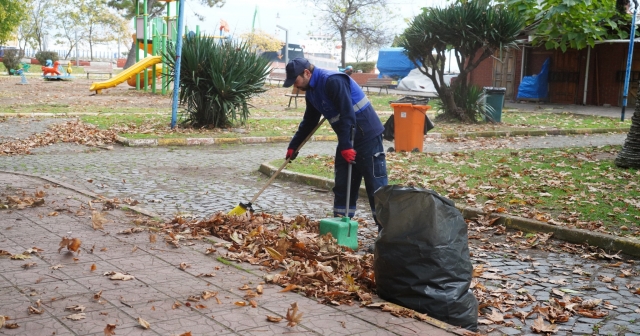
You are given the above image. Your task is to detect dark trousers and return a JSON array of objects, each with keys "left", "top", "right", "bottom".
[{"left": 333, "top": 135, "right": 388, "bottom": 230}]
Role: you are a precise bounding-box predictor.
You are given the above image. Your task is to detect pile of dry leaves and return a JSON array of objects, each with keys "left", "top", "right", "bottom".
[
  {"left": 160, "top": 212, "right": 377, "bottom": 307},
  {"left": 0, "top": 120, "right": 117, "bottom": 155}
]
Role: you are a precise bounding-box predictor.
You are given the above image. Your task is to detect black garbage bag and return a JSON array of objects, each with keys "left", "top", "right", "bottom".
[{"left": 373, "top": 185, "right": 478, "bottom": 331}]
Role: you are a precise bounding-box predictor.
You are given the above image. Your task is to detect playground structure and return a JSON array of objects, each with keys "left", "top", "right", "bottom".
[
  {"left": 89, "top": 0, "right": 179, "bottom": 94},
  {"left": 42, "top": 60, "right": 74, "bottom": 81}
]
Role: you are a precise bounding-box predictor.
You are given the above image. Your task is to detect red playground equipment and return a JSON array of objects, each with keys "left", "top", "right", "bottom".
[{"left": 42, "top": 60, "right": 61, "bottom": 76}]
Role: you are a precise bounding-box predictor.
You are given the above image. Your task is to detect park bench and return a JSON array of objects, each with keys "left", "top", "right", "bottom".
[
  {"left": 362, "top": 78, "right": 395, "bottom": 95},
  {"left": 285, "top": 87, "right": 305, "bottom": 108},
  {"left": 84, "top": 61, "right": 114, "bottom": 79},
  {"left": 267, "top": 71, "right": 286, "bottom": 87}
]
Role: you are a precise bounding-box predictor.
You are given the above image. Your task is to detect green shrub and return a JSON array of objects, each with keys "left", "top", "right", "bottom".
[
  {"left": 2, "top": 49, "right": 23, "bottom": 75},
  {"left": 432, "top": 84, "right": 493, "bottom": 122},
  {"left": 346, "top": 61, "right": 376, "bottom": 73},
  {"left": 164, "top": 33, "right": 271, "bottom": 128},
  {"left": 35, "top": 51, "right": 59, "bottom": 66}
]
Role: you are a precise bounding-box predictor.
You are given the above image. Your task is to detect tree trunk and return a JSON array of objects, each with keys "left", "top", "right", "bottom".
[
  {"left": 615, "top": 83, "right": 640, "bottom": 168},
  {"left": 340, "top": 31, "right": 347, "bottom": 68},
  {"left": 123, "top": 41, "right": 137, "bottom": 69}
]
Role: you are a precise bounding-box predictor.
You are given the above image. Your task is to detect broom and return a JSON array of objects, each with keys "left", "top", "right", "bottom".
[{"left": 228, "top": 118, "right": 327, "bottom": 216}]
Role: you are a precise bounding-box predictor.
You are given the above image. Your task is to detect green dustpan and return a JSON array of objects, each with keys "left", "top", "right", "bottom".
[{"left": 319, "top": 126, "right": 358, "bottom": 250}]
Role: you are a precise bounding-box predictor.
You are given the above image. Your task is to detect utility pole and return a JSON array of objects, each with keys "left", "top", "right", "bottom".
[{"left": 276, "top": 25, "right": 288, "bottom": 65}]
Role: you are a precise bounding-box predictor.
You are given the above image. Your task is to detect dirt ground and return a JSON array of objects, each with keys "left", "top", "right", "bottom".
[{"left": 0, "top": 75, "right": 298, "bottom": 115}]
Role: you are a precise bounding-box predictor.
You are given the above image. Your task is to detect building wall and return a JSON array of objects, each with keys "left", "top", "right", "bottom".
[{"left": 468, "top": 42, "right": 639, "bottom": 107}]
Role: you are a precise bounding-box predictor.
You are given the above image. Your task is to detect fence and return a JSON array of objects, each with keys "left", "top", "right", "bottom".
[{"left": 21, "top": 48, "right": 125, "bottom": 61}]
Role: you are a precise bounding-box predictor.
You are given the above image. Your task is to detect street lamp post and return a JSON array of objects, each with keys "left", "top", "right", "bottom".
[{"left": 276, "top": 25, "right": 288, "bottom": 65}]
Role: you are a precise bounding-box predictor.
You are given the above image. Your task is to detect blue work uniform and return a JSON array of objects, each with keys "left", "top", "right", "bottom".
[{"left": 288, "top": 68, "right": 388, "bottom": 229}]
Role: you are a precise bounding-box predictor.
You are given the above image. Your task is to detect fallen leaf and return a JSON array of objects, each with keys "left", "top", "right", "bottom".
[
  {"left": 205, "top": 247, "right": 216, "bottom": 254},
  {"left": 285, "top": 302, "right": 303, "bottom": 327},
  {"left": 256, "top": 285, "right": 263, "bottom": 294},
  {"left": 65, "top": 313, "right": 86, "bottom": 321},
  {"left": 486, "top": 309, "right": 504, "bottom": 323},
  {"left": 22, "top": 262, "right": 37, "bottom": 269},
  {"left": 172, "top": 301, "right": 182, "bottom": 309},
  {"left": 280, "top": 284, "right": 297, "bottom": 293},
  {"left": 4, "top": 323, "right": 19, "bottom": 329},
  {"left": 10, "top": 254, "right": 30, "bottom": 260},
  {"left": 94, "top": 290, "right": 103, "bottom": 300},
  {"left": 104, "top": 271, "right": 135, "bottom": 281},
  {"left": 531, "top": 315, "right": 558, "bottom": 333},
  {"left": 250, "top": 300, "right": 258, "bottom": 308},
  {"left": 104, "top": 323, "right": 116, "bottom": 336},
  {"left": 179, "top": 332, "right": 192, "bottom": 336},
  {"left": 58, "top": 237, "right": 81, "bottom": 254},
  {"left": 90, "top": 264, "right": 97, "bottom": 272},
  {"left": 138, "top": 317, "right": 150, "bottom": 329},
  {"left": 92, "top": 211, "right": 107, "bottom": 229},
  {"left": 234, "top": 301, "right": 247, "bottom": 306},
  {"left": 472, "top": 264, "right": 484, "bottom": 277},
  {"left": 195, "top": 304, "right": 207, "bottom": 309},
  {"left": 149, "top": 233, "right": 157, "bottom": 243},
  {"left": 65, "top": 305, "right": 86, "bottom": 312},
  {"left": 0, "top": 315, "right": 4, "bottom": 328},
  {"left": 50, "top": 264, "right": 63, "bottom": 270},
  {"left": 28, "top": 306, "right": 43, "bottom": 314},
  {"left": 201, "top": 291, "right": 218, "bottom": 300},
  {"left": 23, "top": 247, "right": 43, "bottom": 254},
  {"left": 179, "top": 262, "right": 190, "bottom": 271},
  {"left": 267, "top": 315, "right": 283, "bottom": 322},
  {"left": 582, "top": 299, "right": 602, "bottom": 309}
]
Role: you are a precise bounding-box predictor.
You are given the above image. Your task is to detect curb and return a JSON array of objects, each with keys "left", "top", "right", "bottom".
[
  {"left": 115, "top": 127, "right": 629, "bottom": 147},
  {"left": 116, "top": 134, "right": 339, "bottom": 147},
  {"left": 259, "top": 162, "right": 640, "bottom": 258}
]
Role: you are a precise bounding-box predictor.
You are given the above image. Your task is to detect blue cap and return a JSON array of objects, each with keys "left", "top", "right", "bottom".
[
  {"left": 346, "top": 65, "right": 353, "bottom": 70},
  {"left": 283, "top": 58, "right": 310, "bottom": 87}
]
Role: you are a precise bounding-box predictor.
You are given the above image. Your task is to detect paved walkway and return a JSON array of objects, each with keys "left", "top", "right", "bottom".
[
  {"left": 0, "top": 116, "right": 638, "bottom": 335},
  {"left": 0, "top": 172, "right": 458, "bottom": 336}
]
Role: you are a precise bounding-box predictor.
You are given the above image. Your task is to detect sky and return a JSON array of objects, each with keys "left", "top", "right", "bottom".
[{"left": 178, "top": 0, "right": 450, "bottom": 48}]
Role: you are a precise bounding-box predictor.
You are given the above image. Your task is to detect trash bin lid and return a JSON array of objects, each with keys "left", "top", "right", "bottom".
[
  {"left": 389, "top": 96, "right": 430, "bottom": 105},
  {"left": 483, "top": 87, "right": 507, "bottom": 94}
]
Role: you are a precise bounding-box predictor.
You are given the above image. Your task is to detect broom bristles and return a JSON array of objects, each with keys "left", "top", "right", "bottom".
[{"left": 228, "top": 204, "right": 247, "bottom": 216}]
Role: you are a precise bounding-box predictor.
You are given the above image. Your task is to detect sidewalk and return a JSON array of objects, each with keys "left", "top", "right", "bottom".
[{"left": 0, "top": 172, "right": 462, "bottom": 336}]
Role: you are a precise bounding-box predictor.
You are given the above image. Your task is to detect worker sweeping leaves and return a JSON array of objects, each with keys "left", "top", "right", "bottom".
[{"left": 283, "top": 57, "right": 388, "bottom": 237}]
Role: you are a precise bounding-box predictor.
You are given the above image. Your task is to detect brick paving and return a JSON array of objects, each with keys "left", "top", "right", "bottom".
[
  {"left": 0, "top": 116, "right": 638, "bottom": 335},
  {"left": 0, "top": 172, "right": 458, "bottom": 335}
]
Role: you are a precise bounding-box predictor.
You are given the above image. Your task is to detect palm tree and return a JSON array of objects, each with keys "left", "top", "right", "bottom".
[{"left": 401, "top": 0, "right": 522, "bottom": 122}]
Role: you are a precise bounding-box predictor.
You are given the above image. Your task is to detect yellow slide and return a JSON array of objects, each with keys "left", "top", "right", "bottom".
[{"left": 89, "top": 56, "right": 162, "bottom": 94}]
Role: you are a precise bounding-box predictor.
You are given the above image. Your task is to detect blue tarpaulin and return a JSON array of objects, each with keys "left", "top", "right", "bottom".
[
  {"left": 517, "top": 58, "right": 550, "bottom": 100},
  {"left": 377, "top": 48, "right": 416, "bottom": 79}
]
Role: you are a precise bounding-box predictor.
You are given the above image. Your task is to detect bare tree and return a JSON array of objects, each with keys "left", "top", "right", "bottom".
[
  {"left": 349, "top": 28, "right": 392, "bottom": 63},
  {"left": 28, "top": 0, "right": 54, "bottom": 52},
  {"left": 307, "top": 0, "right": 390, "bottom": 68},
  {"left": 107, "top": 0, "right": 225, "bottom": 69}
]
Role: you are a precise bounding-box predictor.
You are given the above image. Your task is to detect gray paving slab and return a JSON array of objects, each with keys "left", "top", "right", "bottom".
[{"left": 0, "top": 172, "right": 454, "bottom": 336}]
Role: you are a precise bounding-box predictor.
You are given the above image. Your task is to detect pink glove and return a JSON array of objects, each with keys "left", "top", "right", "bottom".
[
  {"left": 286, "top": 148, "right": 297, "bottom": 160},
  {"left": 341, "top": 149, "right": 356, "bottom": 163}
]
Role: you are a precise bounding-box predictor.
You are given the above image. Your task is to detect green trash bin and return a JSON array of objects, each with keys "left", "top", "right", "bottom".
[{"left": 483, "top": 87, "right": 506, "bottom": 122}]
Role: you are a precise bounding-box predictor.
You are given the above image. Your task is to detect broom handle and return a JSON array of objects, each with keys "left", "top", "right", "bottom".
[{"left": 249, "top": 118, "right": 326, "bottom": 204}]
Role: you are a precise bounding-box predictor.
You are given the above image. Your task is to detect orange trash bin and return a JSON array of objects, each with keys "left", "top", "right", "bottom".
[{"left": 390, "top": 103, "right": 431, "bottom": 152}]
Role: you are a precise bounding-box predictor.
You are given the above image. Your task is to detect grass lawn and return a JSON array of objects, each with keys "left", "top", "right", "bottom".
[
  {"left": 81, "top": 109, "right": 630, "bottom": 139},
  {"left": 277, "top": 146, "right": 640, "bottom": 233}
]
